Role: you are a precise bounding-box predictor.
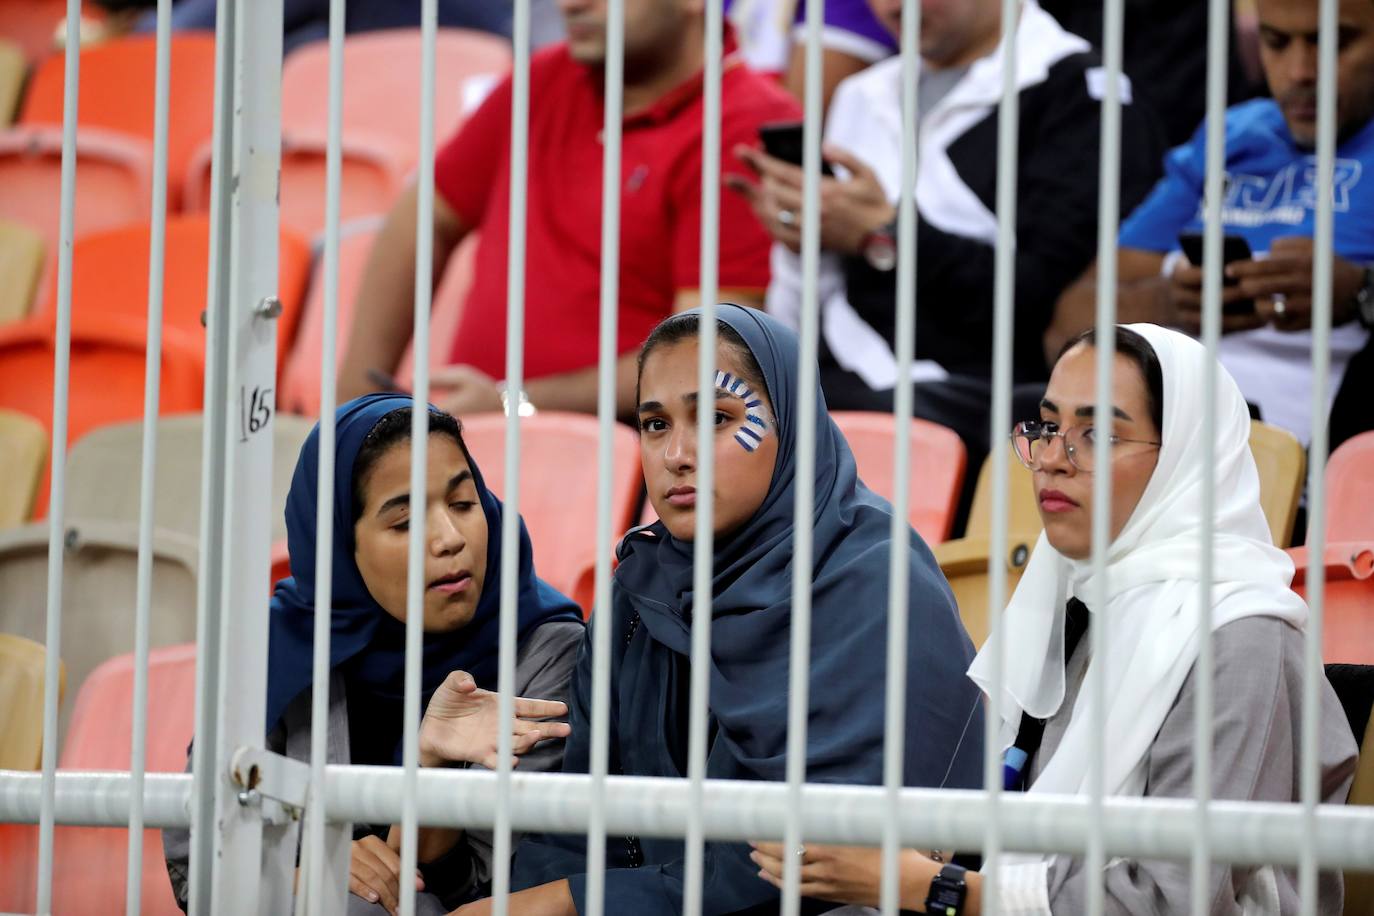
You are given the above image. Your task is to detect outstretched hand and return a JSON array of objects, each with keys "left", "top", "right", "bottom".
[{"left": 419, "top": 670, "right": 570, "bottom": 770}]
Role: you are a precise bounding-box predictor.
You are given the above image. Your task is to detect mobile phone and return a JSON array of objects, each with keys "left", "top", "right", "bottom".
[
  {"left": 1177, "top": 232, "right": 1255, "bottom": 316},
  {"left": 758, "top": 122, "right": 834, "bottom": 176}
]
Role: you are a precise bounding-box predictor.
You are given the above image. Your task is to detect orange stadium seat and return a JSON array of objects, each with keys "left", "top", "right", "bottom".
[
  {"left": 832, "top": 411, "right": 966, "bottom": 545},
  {"left": 33, "top": 216, "right": 313, "bottom": 366},
  {"left": 0, "top": 0, "right": 69, "bottom": 65},
  {"left": 0, "top": 644, "right": 194, "bottom": 916},
  {"left": 0, "top": 125, "right": 152, "bottom": 301},
  {"left": 0, "top": 313, "right": 205, "bottom": 517},
  {"left": 458, "top": 413, "right": 641, "bottom": 603},
  {"left": 279, "top": 225, "right": 474, "bottom": 415},
  {"left": 19, "top": 33, "right": 216, "bottom": 209},
  {"left": 182, "top": 28, "right": 511, "bottom": 238},
  {"left": 1290, "top": 432, "right": 1374, "bottom": 665}
]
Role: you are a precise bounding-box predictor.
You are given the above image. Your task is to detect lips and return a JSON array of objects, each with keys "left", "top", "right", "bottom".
[
  {"left": 1038, "top": 489, "right": 1079, "bottom": 513},
  {"left": 665, "top": 486, "right": 696, "bottom": 508},
  {"left": 428, "top": 571, "right": 473, "bottom": 594}
]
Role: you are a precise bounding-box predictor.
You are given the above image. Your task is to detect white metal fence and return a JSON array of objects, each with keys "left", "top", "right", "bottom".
[{"left": 0, "top": 0, "right": 1368, "bottom": 915}]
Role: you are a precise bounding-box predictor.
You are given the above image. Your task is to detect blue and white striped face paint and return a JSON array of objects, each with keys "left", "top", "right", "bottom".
[{"left": 715, "top": 369, "right": 771, "bottom": 452}]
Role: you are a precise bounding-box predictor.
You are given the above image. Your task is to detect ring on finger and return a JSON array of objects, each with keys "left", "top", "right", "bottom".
[
  {"left": 796, "top": 844, "right": 807, "bottom": 861},
  {"left": 1272, "top": 293, "right": 1287, "bottom": 317},
  {"left": 778, "top": 208, "right": 796, "bottom": 227}
]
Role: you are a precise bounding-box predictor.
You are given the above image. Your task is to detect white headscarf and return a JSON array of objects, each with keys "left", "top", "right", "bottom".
[{"left": 967, "top": 323, "right": 1308, "bottom": 801}]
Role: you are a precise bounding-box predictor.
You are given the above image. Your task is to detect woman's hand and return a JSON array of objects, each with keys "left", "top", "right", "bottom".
[
  {"left": 750, "top": 842, "right": 947, "bottom": 909},
  {"left": 419, "top": 670, "right": 571, "bottom": 769},
  {"left": 349, "top": 834, "right": 423, "bottom": 916},
  {"left": 449, "top": 880, "right": 577, "bottom": 915}
]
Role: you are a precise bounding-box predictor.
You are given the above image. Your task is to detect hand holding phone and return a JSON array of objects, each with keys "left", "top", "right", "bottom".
[
  {"left": 1177, "top": 232, "right": 1255, "bottom": 316},
  {"left": 757, "top": 122, "right": 835, "bottom": 176}
]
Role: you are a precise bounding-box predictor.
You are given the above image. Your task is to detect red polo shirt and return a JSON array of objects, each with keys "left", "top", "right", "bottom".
[{"left": 434, "top": 41, "right": 801, "bottom": 379}]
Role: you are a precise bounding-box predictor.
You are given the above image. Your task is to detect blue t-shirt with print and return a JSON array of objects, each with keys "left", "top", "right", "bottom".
[{"left": 1120, "top": 98, "right": 1374, "bottom": 264}]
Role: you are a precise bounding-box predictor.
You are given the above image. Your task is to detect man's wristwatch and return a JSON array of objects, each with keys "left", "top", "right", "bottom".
[
  {"left": 1354, "top": 264, "right": 1374, "bottom": 329},
  {"left": 860, "top": 222, "right": 898, "bottom": 272},
  {"left": 924, "top": 862, "right": 968, "bottom": 915}
]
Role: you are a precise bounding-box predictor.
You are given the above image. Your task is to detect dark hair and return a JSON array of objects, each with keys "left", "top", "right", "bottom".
[
  {"left": 636, "top": 310, "right": 770, "bottom": 408},
  {"left": 351, "top": 407, "right": 467, "bottom": 523},
  {"left": 1056, "top": 326, "right": 1165, "bottom": 434}
]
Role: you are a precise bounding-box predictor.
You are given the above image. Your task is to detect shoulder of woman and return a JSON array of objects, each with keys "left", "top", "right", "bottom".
[{"left": 518, "top": 619, "right": 586, "bottom": 663}]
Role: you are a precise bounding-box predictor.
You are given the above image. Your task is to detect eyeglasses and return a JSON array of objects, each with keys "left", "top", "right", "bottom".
[{"left": 1010, "top": 420, "right": 1160, "bottom": 473}]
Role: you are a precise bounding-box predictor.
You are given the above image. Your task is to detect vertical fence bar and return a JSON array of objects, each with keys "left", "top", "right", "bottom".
[
  {"left": 206, "top": 0, "right": 286, "bottom": 907},
  {"left": 125, "top": 0, "right": 173, "bottom": 911},
  {"left": 781, "top": 0, "right": 824, "bottom": 912},
  {"left": 34, "top": 0, "right": 83, "bottom": 910},
  {"left": 682, "top": 0, "right": 723, "bottom": 910},
  {"left": 399, "top": 2, "right": 439, "bottom": 916},
  {"left": 303, "top": 0, "right": 349, "bottom": 911},
  {"left": 583, "top": 0, "right": 624, "bottom": 912},
  {"left": 1191, "top": 0, "right": 1230, "bottom": 910},
  {"left": 1087, "top": 0, "right": 1126, "bottom": 912},
  {"left": 187, "top": 0, "right": 238, "bottom": 909},
  {"left": 980, "top": 0, "right": 1021, "bottom": 909},
  {"left": 879, "top": 0, "right": 921, "bottom": 913},
  {"left": 1300, "top": 0, "right": 1338, "bottom": 910},
  {"left": 492, "top": 2, "right": 532, "bottom": 912}
]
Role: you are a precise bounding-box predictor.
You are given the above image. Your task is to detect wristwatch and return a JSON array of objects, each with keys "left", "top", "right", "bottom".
[
  {"left": 497, "top": 385, "right": 537, "bottom": 417},
  {"left": 860, "top": 222, "right": 898, "bottom": 272},
  {"left": 1355, "top": 264, "right": 1374, "bottom": 329},
  {"left": 924, "top": 862, "right": 968, "bottom": 916}
]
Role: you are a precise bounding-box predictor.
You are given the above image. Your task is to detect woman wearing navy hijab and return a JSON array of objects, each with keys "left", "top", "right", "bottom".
[
  {"left": 476, "top": 306, "right": 983, "bottom": 916},
  {"left": 163, "top": 394, "right": 584, "bottom": 915}
]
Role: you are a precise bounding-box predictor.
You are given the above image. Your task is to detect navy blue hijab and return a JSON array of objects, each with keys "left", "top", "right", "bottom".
[
  {"left": 615, "top": 305, "right": 984, "bottom": 788},
  {"left": 265, "top": 394, "right": 582, "bottom": 749}
]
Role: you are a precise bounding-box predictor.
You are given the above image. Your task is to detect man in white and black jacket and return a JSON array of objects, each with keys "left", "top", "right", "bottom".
[{"left": 730, "top": 0, "right": 1164, "bottom": 459}]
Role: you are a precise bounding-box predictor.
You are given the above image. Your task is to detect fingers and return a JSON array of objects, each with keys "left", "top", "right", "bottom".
[
  {"left": 736, "top": 144, "right": 805, "bottom": 188},
  {"left": 512, "top": 696, "right": 569, "bottom": 719},
  {"left": 443, "top": 670, "right": 478, "bottom": 693},
  {"left": 723, "top": 172, "right": 763, "bottom": 206},
  {"left": 350, "top": 840, "right": 403, "bottom": 914},
  {"left": 820, "top": 143, "right": 873, "bottom": 179},
  {"left": 1235, "top": 272, "right": 1308, "bottom": 299},
  {"left": 1226, "top": 256, "right": 1302, "bottom": 280}
]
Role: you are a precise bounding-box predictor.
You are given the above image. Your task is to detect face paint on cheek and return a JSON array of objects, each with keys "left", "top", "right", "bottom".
[{"left": 714, "top": 370, "right": 772, "bottom": 453}]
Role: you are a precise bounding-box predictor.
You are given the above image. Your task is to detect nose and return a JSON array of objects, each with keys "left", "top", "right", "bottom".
[
  {"left": 1286, "top": 39, "right": 1318, "bottom": 86},
  {"left": 1037, "top": 433, "right": 1074, "bottom": 476},
  {"left": 428, "top": 504, "right": 465, "bottom": 557},
  {"left": 662, "top": 423, "right": 695, "bottom": 474}
]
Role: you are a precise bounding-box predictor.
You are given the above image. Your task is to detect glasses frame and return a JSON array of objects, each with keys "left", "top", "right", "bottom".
[{"left": 1010, "top": 419, "right": 1160, "bottom": 473}]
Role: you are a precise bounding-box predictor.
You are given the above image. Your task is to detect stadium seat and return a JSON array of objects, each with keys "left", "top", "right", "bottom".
[
  {"left": 831, "top": 411, "right": 966, "bottom": 544},
  {"left": 0, "top": 125, "right": 152, "bottom": 302},
  {"left": 0, "top": 37, "right": 22, "bottom": 124},
  {"left": 33, "top": 216, "right": 313, "bottom": 367},
  {"left": 1248, "top": 419, "right": 1305, "bottom": 547},
  {"left": 0, "top": 217, "right": 45, "bottom": 324},
  {"left": 0, "top": 409, "right": 46, "bottom": 527},
  {"left": 1345, "top": 677, "right": 1374, "bottom": 915},
  {"left": 457, "top": 413, "right": 641, "bottom": 601},
  {"left": 1328, "top": 431, "right": 1374, "bottom": 542},
  {"left": 19, "top": 33, "right": 216, "bottom": 209},
  {"left": 279, "top": 224, "right": 474, "bottom": 415},
  {"left": 930, "top": 455, "right": 1042, "bottom": 648},
  {"left": 183, "top": 29, "right": 511, "bottom": 238},
  {"left": 0, "top": 0, "right": 66, "bottom": 65},
  {"left": 0, "top": 644, "right": 194, "bottom": 916},
  {"left": 0, "top": 633, "right": 62, "bottom": 771},
  {"left": 0, "top": 312, "right": 206, "bottom": 517}
]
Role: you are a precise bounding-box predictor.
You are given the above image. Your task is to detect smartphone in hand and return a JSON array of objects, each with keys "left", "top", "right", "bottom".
[
  {"left": 758, "top": 122, "right": 835, "bottom": 177},
  {"left": 1177, "top": 232, "right": 1255, "bottom": 316}
]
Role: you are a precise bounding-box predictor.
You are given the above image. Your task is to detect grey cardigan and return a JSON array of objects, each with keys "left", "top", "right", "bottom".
[{"left": 162, "top": 619, "right": 584, "bottom": 912}]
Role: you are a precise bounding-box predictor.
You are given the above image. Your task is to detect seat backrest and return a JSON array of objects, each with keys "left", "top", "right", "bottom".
[
  {"left": 0, "top": 36, "right": 23, "bottom": 125},
  {"left": 831, "top": 411, "right": 966, "bottom": 544},
  {"left": 0, "top": 217, "right": 45, "bottom": 323},
  {"left": 0, "top": 408, "right": 46, "bottom": 527},
  {"left": 0, "top": 126, "right": 152, "bottom": 302},
  {"left": 1249, "top": 419, "right": 1306, "bottom": 547},
  {"left": 280, "top": 28, "right": 511, "bottom": 172},
  {"left": 395, "top": 233, "right": 476, "bottom": 388},
  {"left": 1328, "top": 431, "right": 1374, "bottom": 542},
  {"left": 19, "top": 33, "right": 216, "bottom": 206},
  {"left": 65, "top": 412, "right": 313, "bottom": 544},
  {"left": 0, "top": 0, "right": 71, "bottom": 65},
  {"left": 0, "top": 521, "right": 199, "bottom": 746},
  {"left": 0, "top": 632, "right": 63, "bottom": 770},
  {"left": 459, "top": 412, "right": 641, "bottom": 597},
  {"left": 35, "top": 216, "right": 313, "bottom": 368},
  {"left": 964, "top": 452, "right": 1042, "bottom": 542},
  {"left": 1345, "top": 694, "right": 1374, "bottom": 915},
  {"left": 0, "top": 314, "right": 206, "bottom": 517}
]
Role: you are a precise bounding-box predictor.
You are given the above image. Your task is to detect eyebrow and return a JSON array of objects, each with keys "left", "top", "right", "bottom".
[
  {"left": 375, "top": 470, "right": 473, "bottom": 517},
  {"left": 1039, "top": 398, "right": 1132, "bottom": 421},
  {"left": 636, "top": 390, "right": 737, "bottom": 415}
]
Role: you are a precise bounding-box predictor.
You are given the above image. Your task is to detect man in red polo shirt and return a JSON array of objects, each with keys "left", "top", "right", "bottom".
[{"left": 338, "top": 0, "right": 801, "bottom": 417}]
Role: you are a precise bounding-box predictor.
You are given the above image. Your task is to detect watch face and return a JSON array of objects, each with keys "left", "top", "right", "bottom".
[{"left": 865, "top": 235, "right": 897, "bottom": 272}]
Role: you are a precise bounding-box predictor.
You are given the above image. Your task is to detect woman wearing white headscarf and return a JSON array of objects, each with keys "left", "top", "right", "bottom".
[{"left": 752, "top": 323, "right": 1357, "bottom": 914}]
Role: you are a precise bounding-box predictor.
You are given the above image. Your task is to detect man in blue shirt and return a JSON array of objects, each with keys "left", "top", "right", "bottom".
[{"left": 1049, "top": 0, "right": 1374, "bottom": 447}]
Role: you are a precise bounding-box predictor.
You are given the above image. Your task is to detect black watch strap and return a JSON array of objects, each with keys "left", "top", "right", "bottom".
[
  {"left": 925, "top": 862, "right": 969, "bottom": 915},
  {"left": 1355, "top": 265, "right": 1374, "bottom": 329}
]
